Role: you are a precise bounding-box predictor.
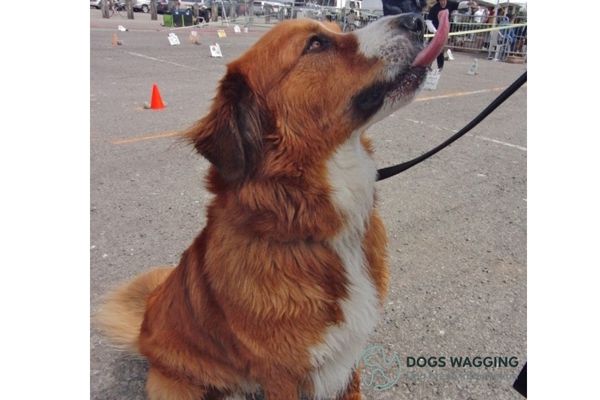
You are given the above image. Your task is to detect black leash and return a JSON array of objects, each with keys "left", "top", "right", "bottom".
[{"left": 376, "top": 71, "right": 527, "bottom": 182}]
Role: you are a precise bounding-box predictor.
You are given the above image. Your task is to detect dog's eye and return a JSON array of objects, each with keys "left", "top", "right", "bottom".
[
  {"left": 308, "top": 38, "right": 322, "bottom": 51},
  {"left": 305, "top": 35, "right": 329, "bottom": 54}
]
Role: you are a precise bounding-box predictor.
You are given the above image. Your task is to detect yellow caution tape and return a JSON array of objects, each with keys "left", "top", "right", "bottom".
[{"left": 424, "top": 23, "right": 527, "bottom": 38}]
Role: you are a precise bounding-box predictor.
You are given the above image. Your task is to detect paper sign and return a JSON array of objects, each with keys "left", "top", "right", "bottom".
[
  {"left": 233, "top": 25, "right": 241, "bottom": 33},
  {"left": 168, "top": 33, "right": 181, "bottom": 46},
  {"left": 217, "top": 29, "right": 227, "bottom": 38},
  {"left": 210, "top": 43, "right": 223, "bottom": 58},
  {"left": 467, "top": 59, "right": 479, "bottom": 75},
  {"left": 423, "top": 69, "right": 440, "bottom": 91}
]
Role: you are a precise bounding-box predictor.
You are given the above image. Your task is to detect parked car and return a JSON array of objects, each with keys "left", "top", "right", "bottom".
[
  {"left": 132, "top": 0, "right": 151, "bottom": 13},
  {"left": 90, "top": 0, "right": 128, "bottom": 10},
  {"left": 179, "top": 0, "right": 209, "bottom": 9},
  {"left": 156, "top": 0, "right": 169, "bottom": 14}
]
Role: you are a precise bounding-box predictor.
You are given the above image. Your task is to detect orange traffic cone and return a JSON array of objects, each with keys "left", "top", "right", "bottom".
[{"left": 146, "top": 84, "right": 165, "bottom": 110}]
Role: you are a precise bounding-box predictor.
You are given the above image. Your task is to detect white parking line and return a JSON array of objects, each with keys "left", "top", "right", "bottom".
[
  {"left": 125, "top": 51, "right": 201, "bottom": 71},
  {"left": 404, "top": 119, "right": 527, "bottom": 152},
  {"left": 474, "top": 135, "right": 527, "bottom": 151},
  {"left": 415, "top": 87, "right": 506, "bottom": 102}
]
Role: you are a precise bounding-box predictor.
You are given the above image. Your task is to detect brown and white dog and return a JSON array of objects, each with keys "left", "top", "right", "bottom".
[{"left": 97, "top": 12, "right": 449, "bottom": 400}]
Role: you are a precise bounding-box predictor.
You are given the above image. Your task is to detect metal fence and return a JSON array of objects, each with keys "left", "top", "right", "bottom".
[
  {"left": 440, "top": 13, "right": 527, "bottom": 61},
  {"left": 205, "top": 5, "right": 526, "bottom": 62},
  {"left": 226, "top": 4, "right": 382, "bottom": 29}
]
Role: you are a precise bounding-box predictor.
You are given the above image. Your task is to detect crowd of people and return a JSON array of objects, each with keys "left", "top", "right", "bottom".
[
  {"left": 379, "top": 0, "right": 526, "bottom": 70},
  {"left": 381, "top": 0, "right": 524, "bottom": 24}
]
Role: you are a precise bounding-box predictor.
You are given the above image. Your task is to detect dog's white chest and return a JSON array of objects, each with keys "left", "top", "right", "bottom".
[{"left": 309, "top": 134, "right": 380, "bottom": 399}]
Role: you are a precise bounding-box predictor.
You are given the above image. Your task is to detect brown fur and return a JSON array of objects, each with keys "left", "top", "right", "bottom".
[
  {"left": 95, "top": 18, "right": 414, "bottom": 400},
  {"left": 95, "top": 267, "right": 174, "bottom": 353}
]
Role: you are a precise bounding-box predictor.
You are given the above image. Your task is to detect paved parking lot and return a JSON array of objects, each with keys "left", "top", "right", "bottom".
[{"left": 90, "top": 9, "right": 526, "bottom": 400}]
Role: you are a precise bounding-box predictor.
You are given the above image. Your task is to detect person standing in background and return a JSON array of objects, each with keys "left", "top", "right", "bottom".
[
  {"left": 486, "top": 6, "right": 495, "bottom": 23},
  {"left": 426, "top": 0, "right": 458, "bottom": 71},
  {"left": 474, "top": 5, "right": 488, "bottom": 24}
]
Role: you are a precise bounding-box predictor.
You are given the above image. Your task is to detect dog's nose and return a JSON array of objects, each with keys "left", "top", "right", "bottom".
[{"left": 395, "top": 13, "right": 424, "bottom": 34}]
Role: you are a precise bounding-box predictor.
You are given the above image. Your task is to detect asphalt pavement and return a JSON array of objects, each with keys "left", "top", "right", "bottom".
[{"left": 90, "top": 9, "right": 527, "bottom": 400}]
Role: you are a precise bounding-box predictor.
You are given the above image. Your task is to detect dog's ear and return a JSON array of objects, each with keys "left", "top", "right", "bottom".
[{"left": 185, "top": 72, "right": 270, "bottom": 183}]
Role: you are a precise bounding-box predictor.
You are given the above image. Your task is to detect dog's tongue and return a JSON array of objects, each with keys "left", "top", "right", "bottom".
[{"left": 411, "top": 9, "right": 450, "bottom": 67}]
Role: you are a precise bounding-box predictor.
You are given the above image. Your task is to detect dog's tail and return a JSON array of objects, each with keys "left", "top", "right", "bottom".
[{"left": 94, "top": 267, "right": 174, "bottom": 355}]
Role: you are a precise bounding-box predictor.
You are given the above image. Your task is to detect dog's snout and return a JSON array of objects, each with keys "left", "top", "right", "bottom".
[{"left": 395, "top": 13, "right": 424, "bottom": 34}]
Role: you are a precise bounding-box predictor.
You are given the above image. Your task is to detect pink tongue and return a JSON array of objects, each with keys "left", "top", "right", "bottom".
[{"left": 411, "top": 9, "right": 450, "bottom": 67}]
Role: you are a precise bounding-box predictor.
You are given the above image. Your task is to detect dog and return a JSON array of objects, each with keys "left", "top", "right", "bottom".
[{"left": 97, "top": 12, "right": 449, "bottom": 400}]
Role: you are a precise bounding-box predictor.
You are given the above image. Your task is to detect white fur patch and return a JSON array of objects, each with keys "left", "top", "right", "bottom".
[
  {"left": 309, "top": 132, "right": 380, "bottom": 399},
  {"left": 354, "top": 16, "right": 415, "bottom": 82},
  {"left": 353, "top": 16, "right": 423, "bottom": 127}
]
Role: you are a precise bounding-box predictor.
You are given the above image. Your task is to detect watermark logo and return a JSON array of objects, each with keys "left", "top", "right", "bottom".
[
  {"left": 406, "top": 355, "right": 519, "bottom": 368},
  {"left": 356, "top": 345, "right": 402, "bottom": 391},
  {"left": 356, "top": 345, "right": 521, "bottom": 392}
]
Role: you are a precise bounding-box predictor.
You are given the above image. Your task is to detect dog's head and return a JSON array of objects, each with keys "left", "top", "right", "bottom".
[{"left": 186, "top": 14, "right": 448, "bottom": 184}]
